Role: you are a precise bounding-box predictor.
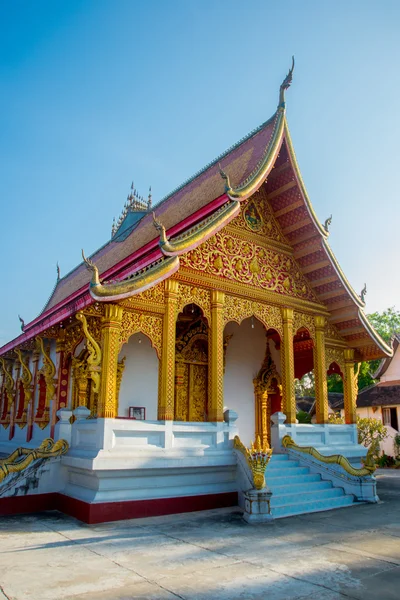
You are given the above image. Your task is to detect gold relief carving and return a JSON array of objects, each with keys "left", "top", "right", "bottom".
[
  {"left": 313, "top": 316, "right": 329, "bottom": 424},
  {"left": 76, "top": 312, "right": 102, "bottom": 394},
  {"left": 223, "top": 294, "right": 283, "bottom": 336},
  {"left": 98, "top": 304, "right": 123, "bottom": 418},
  {"left": 176, "top": 283, "right": 211, "bottom": 323},
  {"left": 280, "top": 307, "right": 296, "bottom": 423},
  {"left": 293, "top": 311, "right": 316, "bottom": 339},
  {"left": 159, "top": 280, "right": 179, "bottom": 420},
  {"left": 231, "top": 188, "right": 285, "bottom": 243},
  {"left": 119, "top": 311, "right": 163, "bottom": 358},
  {"left": 86, "top": 316, "right": 102, "bottom": 342},
  {"left": 81, "top": 303, "right": 105, "bottom": 317},
  {"left": 64, "top": 324, "right": 84, "bottom": 356},
  {"left": 190, "top": 364, "right": 208, "bottom": 421},
  {"left": 0, "top": 358, "right": 15, "bottom": 406},
  {"left": 37, "top": 338, "right": 57, "bottom": 408},
  {"left": 325, "top": 347, "right": 345, "bottom": 373},
  {"left": 325, "top": 322, "right": 344, "bottom": 342},
  {"left": 14, "top": 350, "right": 32, "bottom": 405},
  {"left": 209, "top": 290, "right": 224, "bottom": 421},
  {"left": 174, "top": 361, "right": 189, "bottom": 421},
  {"left": 135, "top": 283, "right": 165, "bottom": 305},
  {"left": 116, "top": 357, "right": 126, "bottom": 414},
  {"left": 71, "top": 357, "right": 89, "bottom": 409},
  {"left": 343, "top": 348, "right": 357, "bottom": 424},
  {"left": 180, "top": 229, "right": 316, "bottom": 302},
  {"left": 175, "top": 330, "right": 208, "bottom": 422}
]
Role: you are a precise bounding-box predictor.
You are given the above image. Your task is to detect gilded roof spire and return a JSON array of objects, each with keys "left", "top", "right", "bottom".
[
  {"left": 18, "top": 314, "right": 25, "bottom": 332},
  {"left": 278, "top": 56, "right": 295, "bottom": 110}
]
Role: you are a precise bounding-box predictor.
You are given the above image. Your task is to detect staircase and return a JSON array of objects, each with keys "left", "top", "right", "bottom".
[{"left": 266, "top": 454, "right": 355, "bottom": 518}]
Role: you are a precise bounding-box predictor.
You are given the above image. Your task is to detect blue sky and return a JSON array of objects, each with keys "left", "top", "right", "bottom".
[{"left": 1, "top": 0, "right": 399, "bottom": 346}]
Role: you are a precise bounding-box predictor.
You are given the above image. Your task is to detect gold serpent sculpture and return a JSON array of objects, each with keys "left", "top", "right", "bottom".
[
  {"left": 152, "top": 200, "right": 241, "bottom": 256},
  {"left": 0, "top": 438, "right": 69, "bottom": 483},
  {"left": 281, "top": 435, "right": 376, "bottom": 477},
  {"left": 81, "top": 250, "right": 179, "bottom": 301},
  {"left": 234, "top": 435, "right": 273, "bottom": 490}
]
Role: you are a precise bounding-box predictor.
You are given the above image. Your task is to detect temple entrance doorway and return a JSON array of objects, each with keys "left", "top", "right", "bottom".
[
  {"left": 223, "top": 317, "right": 282, "bottom": 445},
  {"left": 174, "top": 304, "right": 209, "bottom": 422}
]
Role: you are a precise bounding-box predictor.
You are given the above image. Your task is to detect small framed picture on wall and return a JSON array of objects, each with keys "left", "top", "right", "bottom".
[{"left": 128, "top": 406, "right": 146, "bottom": 420}]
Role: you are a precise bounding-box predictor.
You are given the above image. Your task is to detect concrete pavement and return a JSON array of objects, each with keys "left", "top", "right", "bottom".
[{"left": 0, "top": 471, "right": 399, "bottom": 600}]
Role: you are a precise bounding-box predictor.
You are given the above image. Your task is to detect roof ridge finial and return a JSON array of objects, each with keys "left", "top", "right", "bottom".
[
  {"left": 360, "top": 284, "right": 367, "bottom": 304},
  {"left": 148, "top": 186, "right": 152, "bottom": 209},
  {"left": 278, "top": 56, "right": 295, "bottom": 110},
  {"left": 18, "top": 314, "right": 25, "bottom": 331},
  {"left": 56, "top": 262, "right": 61, "bottom": 282}
]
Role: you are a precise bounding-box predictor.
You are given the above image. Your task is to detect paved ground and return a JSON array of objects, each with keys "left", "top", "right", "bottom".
[{"left": 0, "top": 472, "right": 399, "bottom": 600}]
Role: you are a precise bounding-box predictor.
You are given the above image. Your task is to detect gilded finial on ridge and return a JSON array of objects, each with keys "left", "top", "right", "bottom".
[
  {"left": 323, "top": 214, "right": 332, "bottom": 233},
  {"left": 18, "top": 314, "right": 25, "bottom": 332},
  {"left": 278, "top": 56, "right": 295, "bottom": 109},
  {"left": 218, "top": 162, "right": 232, "bottom": 193},
  {"left": 56, "top": 262, "right": 61, "bottom": 282},
  {"left": 360, "top": 284, "right": 367, "bottom": 303}
]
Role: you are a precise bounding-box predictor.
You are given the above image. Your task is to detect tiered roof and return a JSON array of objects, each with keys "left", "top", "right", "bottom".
[{"left": 0, "top": 62, "right": 393, "bottom": 361}]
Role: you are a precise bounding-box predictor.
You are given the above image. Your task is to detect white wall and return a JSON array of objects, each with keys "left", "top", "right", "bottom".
[
  {"left": 380, "top": 346, "right": 400, "bottom": 383},
  {"left": 224, "top": 318, "right": 277, "bottom": 445},
  {"left": 118, "top": 333, "right": 159, "bottom": 420}
]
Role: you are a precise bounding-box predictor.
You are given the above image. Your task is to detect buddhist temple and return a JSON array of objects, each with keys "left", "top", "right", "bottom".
[{"left": 0, "top": 60, "right": 392, "bottom": 523}]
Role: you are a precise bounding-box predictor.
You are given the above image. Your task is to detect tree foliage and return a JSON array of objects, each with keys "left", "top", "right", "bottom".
[
  {"left": 357, "top": 417, "right": 387, "bottom": 448},
  {"left": 357, "top": 307, "right": 400, "bottom": 391},
  {"left": 367, "top": 307, "right": 400, "bottom": 342}
]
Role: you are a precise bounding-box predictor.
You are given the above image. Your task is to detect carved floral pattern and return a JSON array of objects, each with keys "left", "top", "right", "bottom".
[
  {"left": 325, "top": 347, "right": 345, "bottom": 373},
  {"left": 293, "top": 312, "right": 316, "bottom": 339},
  {"left": 176, "top": 283, "right": 211, "bottom": 323},
  {"left": 223, "top": 294, "right": 283, "bottom": 336},
  {"left": 229, "top": 188, "right": 286, "bottom": 243},
  {"left": 119, "top": 310, "right": 163, "bottom": 358},
  {"left": 180, "top": 230, "right": 316, "bottom": 302}
]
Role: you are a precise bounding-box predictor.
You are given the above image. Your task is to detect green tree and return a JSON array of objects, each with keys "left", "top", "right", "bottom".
[
  {"left": 367, "top": 307, "right": 400, "bottom": 342},
  {"left": 357, "top": 417, "right": 387, "bottom": 447},
  {"left": 356, "top": 307, "right": 400, "bottom": 391}
]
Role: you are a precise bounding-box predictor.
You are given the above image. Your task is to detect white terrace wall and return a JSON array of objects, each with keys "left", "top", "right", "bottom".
[{"left": 118, "top": 333, "right": 159, "bottom": 420}]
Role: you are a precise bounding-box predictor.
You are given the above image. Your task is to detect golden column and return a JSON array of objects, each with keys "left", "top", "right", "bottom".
[
  {"left": 158, "top": 279, "right": 179, "bottom": 420},
  {"left": 313, "top": 316, "right": 329, "bottom": 423},
  {"left": 98, "top": 304, "right": 123, "bottom": 418},
  {"left": 280, "top": 307, "right": 296, "bottom": 423},
  {"left": 209, "top": 290, "right": 225, "bottom": 422},
  {"left": 343, "top": 348, "right": 357, "bottom": 424}
]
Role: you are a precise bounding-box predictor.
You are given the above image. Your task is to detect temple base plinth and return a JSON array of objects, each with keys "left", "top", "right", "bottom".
[{"left": 243, "top": 488, "right": 273, "bottom": 523}]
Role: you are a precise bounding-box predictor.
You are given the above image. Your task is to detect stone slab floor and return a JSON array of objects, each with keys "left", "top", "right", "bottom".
[{"left": 0, "top": 472, "right": 399, "bottom": 600}]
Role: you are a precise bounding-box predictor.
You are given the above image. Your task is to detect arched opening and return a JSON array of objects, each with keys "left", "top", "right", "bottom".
[
  {"left": 293, "top": 326, "right": 315, "bottom": 409},
  {"left": 118, "top": 332, "right": 159, "bottom": 420},
  {"left": 175, "top": 303, "right": 209, "bottom": 421},
  {"left": 326, "top": 361, "right": 344, "bottom": 421},
  {"left": 224, "top": 316, "right": 281, "bottom": 444}
]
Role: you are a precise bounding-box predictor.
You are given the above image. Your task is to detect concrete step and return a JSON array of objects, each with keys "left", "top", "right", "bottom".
[
  {"left": 271, "top": 494, "right": 355, "bottom": 519},
  {"left": 267, "top": 459, "right": 300, "bottom": 470},
  {"left": 267, "top": 469, "right": 318, "bottom": 484},
  {"left": 270, "top": 480, "right": 333, "bottom": 494},
  {"left": 270, "top": 486, "right": 344, "bottom": 508}
]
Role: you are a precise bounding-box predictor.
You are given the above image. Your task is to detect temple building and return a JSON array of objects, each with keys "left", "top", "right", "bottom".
[{"left": 0, "top": 62, "right": 392, "bottom": 523}]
